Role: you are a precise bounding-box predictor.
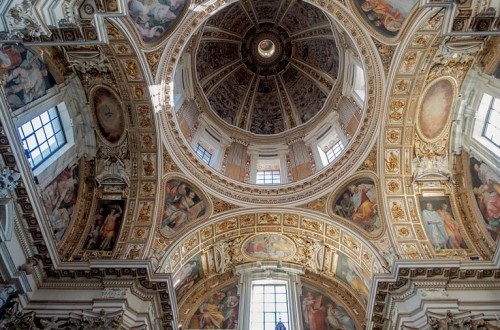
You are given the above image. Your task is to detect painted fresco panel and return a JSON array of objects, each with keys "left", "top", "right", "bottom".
[
  {"left": 353, "top": 0, "right": 417, "bottom": 37},
  {"left": 1, "top": 44, "right": 55, "bottom": 110},
  {"left": 42, "top": 164, "right": 79, "bottom": 241},
  {"left": 335, "top": 253, "right": 370, "bottom": 305},
  {"left": 128, "top": 0, "right": 188, "bottom": 43},
  {"left": 92, "top": 87, "right": 125, "bottom": 144},
  {"left": 160, "top": 179, "right": 206, "bottom": 235},
  {"left": 418, "top": 196, "right": 467, "bottom": 250},
  {"left": 83, "top": 200, "right": 125, "bottom": 251},
  {"left": 174, "top": 255, "right": 204, "bottom": 300},
  {"left": 418, "top": 78, "right": 454, "bottom": 140},
  {"left": 301, "top": 285, "right": 356, "bottom": 330},
  {"left": 188, "top": 284, "right": 239, "bottom": 329},
  {"left": 470, "top": 157, "right": 500, "bottom": 240},
  {"left": 242, "top": 234, "right": 295, "bottom": 259},
  {"left": 333, "top": 179, "right": 381, "bottom": 234}
]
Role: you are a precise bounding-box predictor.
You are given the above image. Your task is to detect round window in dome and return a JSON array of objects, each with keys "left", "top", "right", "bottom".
[{"left": 257, "top": 39, "right": 275, "bottom": 58}]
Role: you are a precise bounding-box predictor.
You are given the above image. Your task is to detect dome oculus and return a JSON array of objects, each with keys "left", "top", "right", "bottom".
[{"left": 258, "top": 39, "right": 275, "bottom": 58}]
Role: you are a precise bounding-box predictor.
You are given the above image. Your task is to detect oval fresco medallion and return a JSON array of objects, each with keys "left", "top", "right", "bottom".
[
  {"left": 92, "top": 87, "right": 125, "bottom": 144},
  {"left": 418, "top": 78, "right": 455, "bottom": 140},
  {"left": 242, "top": 234, "right": 295, "bottom": 259}
]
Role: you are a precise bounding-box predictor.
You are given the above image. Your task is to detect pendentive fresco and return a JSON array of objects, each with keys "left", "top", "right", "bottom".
[
  {"left": 160, "top": 178, "right": 206, "bottom": 236},
  {"left": 332, "top": 179, "right": 381, "bottom": 235},
  {"left": 1, "top": 45, "right": 55, "bottom": 110},
  {"left": 127, "top": 0, "right": 188, "bottom": 43},
  {"left": 353, "top": 0, "right": 418, "bottom": 37}
]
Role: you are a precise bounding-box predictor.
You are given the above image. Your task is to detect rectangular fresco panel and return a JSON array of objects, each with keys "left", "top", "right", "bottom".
[
  {"left": 173, "top": 255, "right": 204, "bottom": 300},
  {"left": 42, "top": 164, "right": 79, "bottom": 241},
  {"left": 335, "top": 253, "right": 370, "bottom": 305},
  {"left": 301, "top": 285, "right": 356, "bottom": 330},
  {"left": 469, "top": 157, "right": 500, "bottom": 240},
  {"left": 188, "top": 284, "right": 239, "bottom": 329},
  {"left": 83, "top": 200, "right": 125, "bottom": 251},
  {"left": 418, "top": 196, "right": 467, "bottom": 250}
]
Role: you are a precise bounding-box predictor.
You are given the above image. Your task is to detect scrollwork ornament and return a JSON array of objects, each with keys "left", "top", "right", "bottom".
[{"left": 0, "top": 166, "right": 21, "bottom": 197}]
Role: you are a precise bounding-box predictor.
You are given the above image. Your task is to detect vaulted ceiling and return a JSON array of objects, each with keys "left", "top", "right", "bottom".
[{"left": 0, "top": 0, "right": 499, "bottom": 329}]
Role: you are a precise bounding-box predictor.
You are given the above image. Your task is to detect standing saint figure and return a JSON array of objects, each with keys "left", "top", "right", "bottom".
[{"left": 422, "top": 202, "right": 448, "bottom": 249}]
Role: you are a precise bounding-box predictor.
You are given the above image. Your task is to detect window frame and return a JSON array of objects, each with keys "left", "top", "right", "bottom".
[
  {"left": 481, "top": 94, "right": 500, "bottom": 148},
  {"left": 252, "top": 155, "right": 284, "bottom": 185},
  {"left": 351, "top": 63, "right": 366, "bottom": 105},
  {"left": 249, "top": 280, "right": 290, "bottom": 330},
  {"left": 194, "top": 143, "right": 213, "bottom": 165},
  {"left": 235, "top": 262, "right": 303, "bottom": 330},
  {"left": 15, "top": 100, "right": 75, "bottom": 179},
  {"left": 471, "top": 91, "right": 500, "bottom": 157},
  {"left": 324, "top": 140, "right": 345, "bottom": 164},
  {"left": 18, "top": 106, "right": 67, "bottom": 169},
  {"left": 255, "top": 169, "right": 281, "bottom": 185}
]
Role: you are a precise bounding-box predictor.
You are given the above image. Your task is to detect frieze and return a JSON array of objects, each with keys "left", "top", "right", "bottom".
[
  {"left": 211, "top": 197, "right": 240, "bottom": 214},
  {"left": 298, "top": 197, "right": 327, "bottom": 213}
]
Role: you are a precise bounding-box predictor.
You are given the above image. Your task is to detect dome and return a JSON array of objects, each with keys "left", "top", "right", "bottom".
[
  {"left": 169, "top": 0, "right": 380, "bottom": 201},
  {"left": 192, "top": 0, "right": 340, "bottom": 135}
]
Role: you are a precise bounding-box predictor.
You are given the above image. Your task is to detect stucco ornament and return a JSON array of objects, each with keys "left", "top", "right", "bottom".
[{"left": 0, "top": 167, "right": 20, "bottom": 197}]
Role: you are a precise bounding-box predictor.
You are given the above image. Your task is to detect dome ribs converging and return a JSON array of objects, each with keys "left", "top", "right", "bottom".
[
  {"left": 207, "top": 67, "right": 253, "bottom": 126},
  {"left": 202, "top": 27, "right": 243, "bottom": 43},
  {"left": 291, "top": 37, "right": 339, "bottom": 80},
  {"left": 289, "top": 59, "right": 334, "bottom": 93},
  {"left": 276, "top": 74, "right": 298, "bottom": 128},
  {"left": 252, "top": 0, "right": 281, "bottom": 23},
  {"left": 170, "top": 0, "right": 375, "bottom": 195},
  {"left": 279, "top": 0, "right": 328, "bottom": 34},
  {"left": 203, "top": 61, "right": 242, "bottom": 96},
  {"left": 240, "top": 0, "right": 259, "bottom": 25},
  {"left": 196, "top": 41, "right": 240, "bottom": 85},
  {"left": 274, "top": 0, "right": 294, "bottom": 26},
  {"left": 289, "top": 24, "right": 333, "bottom": 40},
  {"left": 193, "top": 0, "right": 341, "bottom": 136},
  {"left": 249, "top": 77, "right": 285, "bottom": 134},
  {"left": 206, "top": 2, "right": 252, "bottom": 36},
  {"left": 283, "top": 65, "right": 327, "bottom": 124},
  {"left": 237, "top": 74, "right": 259, "bottom": 129}
]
